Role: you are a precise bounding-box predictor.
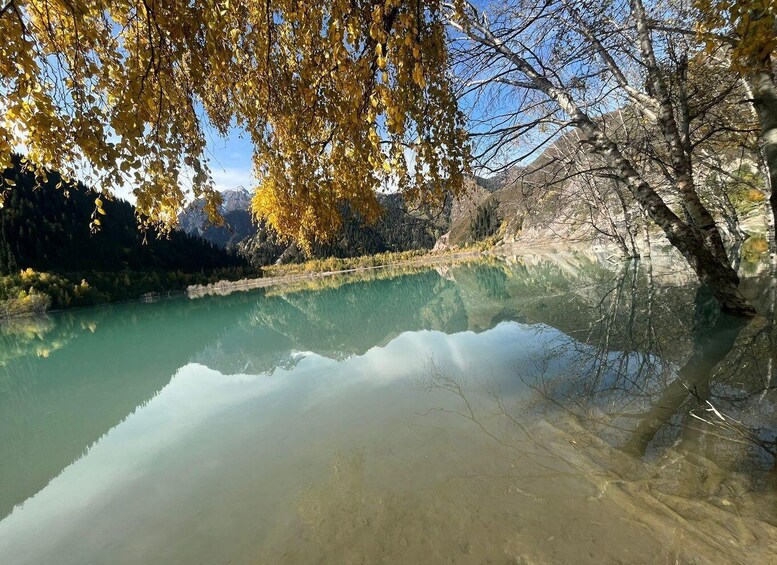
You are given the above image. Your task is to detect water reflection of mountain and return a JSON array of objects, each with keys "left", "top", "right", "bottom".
[
  {"left": 1, "top": 251, "right": 774, "bottom": 524},
  {"left": 194, "top": 270, "right": 469, "bottom": 374},
  {"left": 0, "top": 292, "right": 267, "bottom": 518},
  {"left": 192, "top": 254, "right": 632, "bottom": 374},
  {"left": 0, "top": 267, "right": 468, "bottom": 517}
]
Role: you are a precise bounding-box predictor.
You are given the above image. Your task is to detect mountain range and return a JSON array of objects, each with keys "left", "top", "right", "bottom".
[{"left": 178, "top": 190, "right": 452, "bottom": 266}]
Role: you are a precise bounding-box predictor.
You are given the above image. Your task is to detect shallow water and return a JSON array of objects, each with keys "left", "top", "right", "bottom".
[{"left": 1, "top": 252, "right": 776, "bottom": 563}]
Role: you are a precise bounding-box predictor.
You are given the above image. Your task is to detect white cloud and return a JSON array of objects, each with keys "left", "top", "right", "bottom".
[{"left": 209, "top": 164, "right": 255, "bottom": 193}]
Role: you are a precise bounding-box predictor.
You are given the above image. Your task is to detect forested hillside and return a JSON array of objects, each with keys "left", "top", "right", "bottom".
[
  {"left": 0, "top": 157, "right": 253, "bottom": 316},
  {"left": 0, "top": 158, "right": 245, "bottom": 274}
]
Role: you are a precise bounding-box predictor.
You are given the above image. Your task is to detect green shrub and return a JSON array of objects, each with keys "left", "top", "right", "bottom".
[{"left": 0, "top": 265, "right": 257, "bottom": 317}]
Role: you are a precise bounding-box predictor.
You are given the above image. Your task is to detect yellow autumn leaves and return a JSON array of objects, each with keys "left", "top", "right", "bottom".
[
  {"left": 243, "top": 0, "right": 468, "bottom": 247},
  {"left": 89, "top": 196, "right": 106, "bottom": 231},
  {"left": 695, "top": 0, "right": 776, "bottom": 73},
  {"left": 0, "top": 0, "right": 469, "bottom": 247}
]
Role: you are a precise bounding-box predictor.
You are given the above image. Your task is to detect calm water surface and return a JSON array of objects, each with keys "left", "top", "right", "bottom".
[{"left": 1, "top": 252, "right": 776, "bottom": 563}]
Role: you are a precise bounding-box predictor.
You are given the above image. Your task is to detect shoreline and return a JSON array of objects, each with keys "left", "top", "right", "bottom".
[
  {"left": 186, "top": 248, "right": 491, "bottom": 298},
  {"left": 6, "top": 237, "right": 736, "bottom": 321},
  {"left": 0, "top": 247, "right": 493, "bottom": 322},
  {"left": 185, "top": 239, "right": 649, "bottom": 299}
]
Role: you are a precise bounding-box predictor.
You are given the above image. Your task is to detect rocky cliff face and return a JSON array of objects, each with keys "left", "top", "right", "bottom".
[
  {"left": 439, "top": 125, "right": 767, "bottom": 252},
  {"left": 440, "top": 129, "right": 615, "bottom": 250},
  {"left": 178, "top": 188, "right": 255, "bottom": 249}
]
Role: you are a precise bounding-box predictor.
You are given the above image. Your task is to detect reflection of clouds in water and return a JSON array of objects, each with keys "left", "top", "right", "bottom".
[
  {"left": 3, "top": 255, "right": 777, "bottom": 563},
  {"left": 0, "top": 321, "right": 571, "bottom": 563},
  {"left": 0, "top": 364, "right": 283, "bottom": 556}
]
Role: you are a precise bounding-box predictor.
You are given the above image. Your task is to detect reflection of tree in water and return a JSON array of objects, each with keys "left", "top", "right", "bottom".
[
  {"left": 248, "top": 270, "right": 465, "bottom": 341},
  {"left": 284, "top": 265, "right": 777, "bottom": 563},
  {"left": 286, "top": 367, "right": 777, "bottom": 564},
  {"left": 0, "top": 310, "right": 104, "bottom": 367},
  {"left": 520, "top": 262, "right": 777, "bottom": 542},
  {"left": 521, "top": 262, "right": 777, "bottom": 468},
  {"left": 471, "top": 263, "right": 511, "bottom": 300},
  {"left": 413, "top": 358, "right": 777, "bottom": 562}
]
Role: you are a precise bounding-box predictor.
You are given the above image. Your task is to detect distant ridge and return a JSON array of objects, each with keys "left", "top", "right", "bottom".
[
  {"left": 179, "top": 189, "right": 451, "bottom": 266},
  {"left": 0, "top": 156, "right": 246, "bottom": 275}
]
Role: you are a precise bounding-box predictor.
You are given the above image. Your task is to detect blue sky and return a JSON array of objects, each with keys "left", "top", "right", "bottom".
[
  {"left": 202, "top": 125, "right": 254, "bottom": 193},
  {"left": 112, "top": 123, "right": 255, "bottom": 203}
]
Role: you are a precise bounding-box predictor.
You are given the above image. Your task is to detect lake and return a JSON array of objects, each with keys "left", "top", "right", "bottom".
[{"left": 1, "top": 252, "right": 776, "bottom": 563}]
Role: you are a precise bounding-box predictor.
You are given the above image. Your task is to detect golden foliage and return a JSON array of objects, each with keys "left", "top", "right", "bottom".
[
  {"left": 0, "top": 0, "right": 469, "bottom": 245},
  {"left": 695, "top": 0, "right": 776, "bottom": 73}
]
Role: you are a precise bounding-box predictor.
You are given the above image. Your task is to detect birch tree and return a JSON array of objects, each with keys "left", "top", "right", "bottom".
[{"left": 444, "top": 0, "right": 756, "bottom": 314}]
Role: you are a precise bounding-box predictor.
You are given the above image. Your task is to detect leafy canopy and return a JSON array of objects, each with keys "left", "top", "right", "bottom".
[
  {"left": 0, "top": 0, "right": 468, "bottom": 245},
  {"left": 695, "top": 0, "right": 776, "bottom": 72}
]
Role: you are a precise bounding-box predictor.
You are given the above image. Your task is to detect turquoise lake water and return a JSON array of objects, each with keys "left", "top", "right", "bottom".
[{"left": 1, "top": 253, "right": 776, "bottom": 563}]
